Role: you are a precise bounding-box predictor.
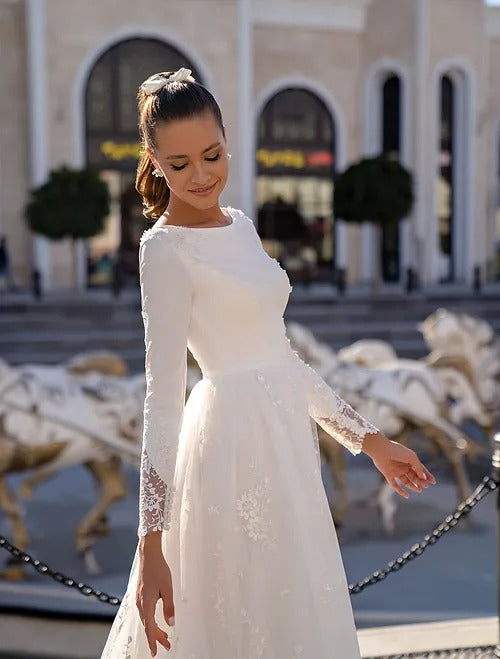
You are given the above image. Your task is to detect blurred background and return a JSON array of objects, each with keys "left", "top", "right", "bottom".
[
  {"left": 0, "top": 1, "right": 499, "bottom": 657},
  {"left": 0, "top": 0, "right": 499, "bottom": 293}
]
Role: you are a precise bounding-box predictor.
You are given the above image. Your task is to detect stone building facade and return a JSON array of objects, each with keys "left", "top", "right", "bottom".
[{"left": 1, "top": 0, "right": 499, "bottom": 290}]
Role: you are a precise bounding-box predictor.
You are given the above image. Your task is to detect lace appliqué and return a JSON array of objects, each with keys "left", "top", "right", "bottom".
[
  {"left": 138, "top": 447, "right": 175, "bottom": 536},
  {"left": 235, "top": 477, "right": 277, "bottom": 550},
  {"left": 139, "top": 224, "right": 205, "bottom": 262},
  {"left": 254, "top": 368, "right": 298, "bottom": 415},
  {"left": 298, "top": 356, "right": 380, "bottom": 456},
  {"left": 212, "top": 540, "right": 228, "bottom": 627},
  {"left": 240, "top": 607, "right": 267, "bottom": 658}
]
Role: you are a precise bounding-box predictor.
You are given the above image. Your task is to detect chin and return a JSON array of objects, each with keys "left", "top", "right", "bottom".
[
  {"left": 189, "top": 196, "right": 218, "bottom": 209},
  {"left": 185, "top": 182, "right": 224, "bottom": 208}
]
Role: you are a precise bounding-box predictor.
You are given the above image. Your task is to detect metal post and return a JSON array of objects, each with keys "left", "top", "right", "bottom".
[
  {"left": 492, "top": 432, "right": 500, "bottom": 653},
  {"left": 473, "top": 264, "right": 482, "bottom": 293}
]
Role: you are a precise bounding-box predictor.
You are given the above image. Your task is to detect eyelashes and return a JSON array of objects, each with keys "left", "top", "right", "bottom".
[{"left": 170, "top": 153, "right": 222, "bottom": 172}]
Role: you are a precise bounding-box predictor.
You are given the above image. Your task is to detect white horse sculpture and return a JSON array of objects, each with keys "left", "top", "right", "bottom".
[{"left": 285, "top": 321, "right": 480, "bottom": 534}]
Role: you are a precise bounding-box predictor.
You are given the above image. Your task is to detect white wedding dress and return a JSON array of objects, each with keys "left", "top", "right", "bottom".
[{"left": 100, "top": 206, "right": 380, "bottom": 659}]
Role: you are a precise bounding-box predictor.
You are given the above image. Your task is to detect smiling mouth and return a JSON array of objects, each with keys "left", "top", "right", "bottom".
[{"left": 190, "top": 182, "right": 217, "bottom": 193}]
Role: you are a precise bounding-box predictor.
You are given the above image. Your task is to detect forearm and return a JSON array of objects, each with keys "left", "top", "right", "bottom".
[{"left": 293, "top": 351, "right": 382, "bottom": 456}]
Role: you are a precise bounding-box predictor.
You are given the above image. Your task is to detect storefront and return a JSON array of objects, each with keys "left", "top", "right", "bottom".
[
  {"left": 255, "top": 88, "right": 336, "bottom": 284},
  {"left": 2, "top": 0, "right": 499, "bottom": 292},
  {"left": 84, "top": 37, "right": 202, "bottom": 287}
]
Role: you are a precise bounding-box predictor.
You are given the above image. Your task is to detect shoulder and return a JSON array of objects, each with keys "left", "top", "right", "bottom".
[
  {"left": 138, "top": 226, "right": 193, "bottom": 280},
  {"left": 139, "top": 226, "right": 174, "bottom": 262},
  {"left": 225, "top": 206, "right": 257, "bottom": 229},
  {"left": 139, "top": 224, "right": 195, "bottom": 256},
  {"left": 139, "top": 224, "right": 176, "bottom": 249}
]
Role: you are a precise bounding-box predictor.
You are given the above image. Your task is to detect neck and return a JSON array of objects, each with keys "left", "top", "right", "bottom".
[{"left": 164, "top": 197, "right": 227, "bottom": 227}]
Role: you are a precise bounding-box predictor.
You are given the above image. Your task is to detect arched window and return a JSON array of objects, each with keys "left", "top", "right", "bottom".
[
  {"left": 85, "top": 38, "right": 203, "bottom": 171},
  {"left": 437, "top": 74, "right": 454, "bottom": 282},
  {"left": 256, "top": 88, "right": 336, "bottom": 282},
  {"left": 495, "top": 129, "right": 500, "bottom": 280},
  {"left": 381, "top": 74, "right": 401, "bottom": 282},
  {"left": 84, "top": 38, "right": 202, "bottom": 287},
  {"left": 435, "top": 67, "right": 470, "bottom": 283}
]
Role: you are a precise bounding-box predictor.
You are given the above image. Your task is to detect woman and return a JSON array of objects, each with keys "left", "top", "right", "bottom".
[{"left": 100, "top": 68, "right": 436, "bottom": 659}]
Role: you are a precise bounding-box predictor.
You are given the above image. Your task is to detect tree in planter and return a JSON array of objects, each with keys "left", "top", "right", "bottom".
[
  {"left": 25, "top": 166, "right": 110, "bottom": 289},
  {"left": 333, "top": 154, "right": 414, "bottom": 290}
]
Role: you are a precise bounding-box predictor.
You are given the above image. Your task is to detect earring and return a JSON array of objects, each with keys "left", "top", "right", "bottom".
[
  {"left": 152, "top": 168, "right": 163, "bottom": 177},
  {"left": 227, "top": 153, "right": 232, "bottom": 160}
]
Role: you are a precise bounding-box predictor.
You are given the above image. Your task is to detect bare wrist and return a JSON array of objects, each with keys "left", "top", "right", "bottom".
[
  {"left": 362, "top": 431, "right": 391, "bottom": 458},
  {"left": 139, "top": 530, "right": 163, "bottom": 558}
]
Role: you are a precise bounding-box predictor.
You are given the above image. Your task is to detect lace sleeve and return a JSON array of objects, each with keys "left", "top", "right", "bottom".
[
  {"left": 138, "top": 444, "right": 175, "bottom": 536},
  {"left": 137, "top": 231, "right": 193, "bottom": 537},
  {"left": 292, "top": 352, "right": 380, "bottom": 455}
]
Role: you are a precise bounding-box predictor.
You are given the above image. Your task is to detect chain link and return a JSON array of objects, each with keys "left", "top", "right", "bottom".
[
  {"left": 0, "top": 535, "right": 120, "bottom": 606},
  {"left": 348, "top": 474, "right": 498, "bottom": 595},
  {"left": 366, "top": 644, "right": 499, "bottom": 658},
  {"left": 0, "top": 474, "right": 498, "bottom": 608}
]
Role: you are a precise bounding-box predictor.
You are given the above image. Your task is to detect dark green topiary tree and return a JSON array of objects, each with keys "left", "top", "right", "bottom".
[
  {"left": 25, "top": 166, "right": 110, "bottom": 288},
  {"left": 333, "top": 154, "right": 414, "bottom": 288},
  {"left": 25, "top": 166, "right": 110, "bottom": 240}
]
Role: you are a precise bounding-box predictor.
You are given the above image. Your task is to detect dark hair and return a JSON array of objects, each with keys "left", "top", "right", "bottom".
[{"left": 135, "top": 71, "right": 225, "bottom": 221}]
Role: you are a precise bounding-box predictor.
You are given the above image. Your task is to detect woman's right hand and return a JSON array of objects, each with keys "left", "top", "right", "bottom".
[{"left": 136, "top": 533, "right": 175, "bottom": 656}]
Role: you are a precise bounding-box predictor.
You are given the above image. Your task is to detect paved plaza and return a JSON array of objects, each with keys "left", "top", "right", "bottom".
[{"left": 0, "top": 442, "right": 495, "bottom": 628}]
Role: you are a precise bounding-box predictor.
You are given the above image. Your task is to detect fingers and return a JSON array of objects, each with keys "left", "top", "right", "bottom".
[
  {"left": 137, "top": 598, "right": 172, "bottom": 656},
  {"left": 409, "top": 455, "right": 437, "bottom": 484},
  {"left": 388, "top": 476, "right": 409, "bottom": 498},
  {"left": 144, "top": 616, "right": 172, "bottom": 655},
  {"left": 392, "top": 459, "right": 437, "bottom": 499},
  {"left": 162, "top": 594, "right": 175, "bottom": 628},
  {"left": 422, "top": 463, "right": 437, "bottom": 484},
  {"left": 399, "top": 472, "right": 423, "bottom": 492},
  {"left": 151, "top": 624, "right": 172, "bottom": 654}
]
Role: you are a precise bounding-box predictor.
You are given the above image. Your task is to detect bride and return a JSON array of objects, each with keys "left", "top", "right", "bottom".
[{"left": 100, "top": 67, "right": 436, "bottom": 659}]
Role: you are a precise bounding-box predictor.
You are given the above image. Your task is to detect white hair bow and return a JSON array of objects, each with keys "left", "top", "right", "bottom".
[{"left": 141, "top": 68, "right": 195, "bottom": 95}]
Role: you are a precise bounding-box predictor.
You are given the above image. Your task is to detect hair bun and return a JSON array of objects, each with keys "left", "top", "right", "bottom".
[{"left": 140, "top": 68, "right": 195, "bottom": 95}]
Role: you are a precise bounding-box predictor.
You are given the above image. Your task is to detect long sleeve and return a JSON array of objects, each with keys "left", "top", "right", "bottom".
[
  {"left": 291, "top": 351, "right": 380, "bottom": 455},
  {"left": 137, "top": 232, "right": 193, "bottom": 537}
]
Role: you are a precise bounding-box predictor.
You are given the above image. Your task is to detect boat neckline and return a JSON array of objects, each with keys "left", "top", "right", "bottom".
[{"left": 150, "top": 206, "right": 236, "bottom": 231}]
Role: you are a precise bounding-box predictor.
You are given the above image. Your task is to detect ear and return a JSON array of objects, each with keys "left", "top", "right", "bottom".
[{"left": 146, "top": 147, "right": 160, "bottom": 170}]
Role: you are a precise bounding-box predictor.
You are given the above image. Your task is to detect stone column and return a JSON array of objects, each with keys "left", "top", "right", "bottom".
[
  {"left": 413, "top": 0, "right": 432, "bottom": 284},
  {"left": 238, "top": 0, "right": 255, "bottom": 220},
  {"left": 26, "top": 0, "right": 52, "bottom": 291}
]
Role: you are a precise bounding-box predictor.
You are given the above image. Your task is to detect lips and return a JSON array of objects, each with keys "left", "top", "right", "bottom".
[{"left": 190, "top": 182, "right": 217, "bottom": 195}]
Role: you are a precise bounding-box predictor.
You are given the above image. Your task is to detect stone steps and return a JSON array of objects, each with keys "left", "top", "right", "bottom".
[{"left": 1, "top": 287, "right": 498, "bottom": 370}]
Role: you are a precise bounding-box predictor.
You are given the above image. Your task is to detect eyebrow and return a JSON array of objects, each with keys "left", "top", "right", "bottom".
[{"left": 164, "top": 142, "right": 221, "bottom": 161}]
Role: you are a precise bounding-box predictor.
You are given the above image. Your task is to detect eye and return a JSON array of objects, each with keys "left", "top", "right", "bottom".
[
  {"left": 170, "top": 163, "right": 187, "bottom": 171},
  {"left": 206, "top": 152, "right": 221, "bottom": 162}
]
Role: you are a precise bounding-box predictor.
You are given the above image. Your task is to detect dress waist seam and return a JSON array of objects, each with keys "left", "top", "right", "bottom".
[{"left": 201, "top": 356, "right": 296, "bottom": 382}]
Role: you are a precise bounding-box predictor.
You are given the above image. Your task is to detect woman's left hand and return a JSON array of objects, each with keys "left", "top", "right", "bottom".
[{"left": 367, "top": 436, "right": 437, "bottom": 498}]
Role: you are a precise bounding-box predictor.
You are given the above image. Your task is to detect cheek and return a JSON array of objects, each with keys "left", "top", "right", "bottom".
[
  {"left": 216, "top": 160, "right": 229, "bottom": 183},
  {"left": 164, "top": 170, "right": 188, "bottom": 191}
]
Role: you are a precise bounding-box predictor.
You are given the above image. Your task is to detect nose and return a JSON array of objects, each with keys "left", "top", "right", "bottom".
[{"left": 190, "top": 162, "right": 211, "bottom": 186}]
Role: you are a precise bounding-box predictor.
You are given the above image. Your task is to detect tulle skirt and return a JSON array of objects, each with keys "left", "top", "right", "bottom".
[{"left": 100, "top": 361, "right": 362, "bottom": 658}]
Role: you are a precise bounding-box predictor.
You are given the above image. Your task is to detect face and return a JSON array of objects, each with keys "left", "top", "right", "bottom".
[{"left": 148, "top": 111, "right": 229, "bottom": 210}]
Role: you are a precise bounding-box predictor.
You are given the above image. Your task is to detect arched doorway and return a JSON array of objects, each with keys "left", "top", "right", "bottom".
[
  {"left": 255, "top": 88, "right": 336, "bottom": 284},
  {"left": 84, "top": 38, "right": 202, "bottom": 287}
]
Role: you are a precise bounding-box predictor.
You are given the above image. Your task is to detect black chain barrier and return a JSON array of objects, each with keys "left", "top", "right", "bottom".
[
  {"left": 0, "top": 535, "right": 120, "bottom": 606},
  {"left": 365, "top": 646, "right": 499, "bottom": 658},
  {"left": 0, "top": 473, "right": 497, "bottom": 611},
  {"left": 347, "top": 473, "right": 498, "bottom": 595},
  {"left": 1, "top": 467, "right": 499, "bottom": 657}
]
